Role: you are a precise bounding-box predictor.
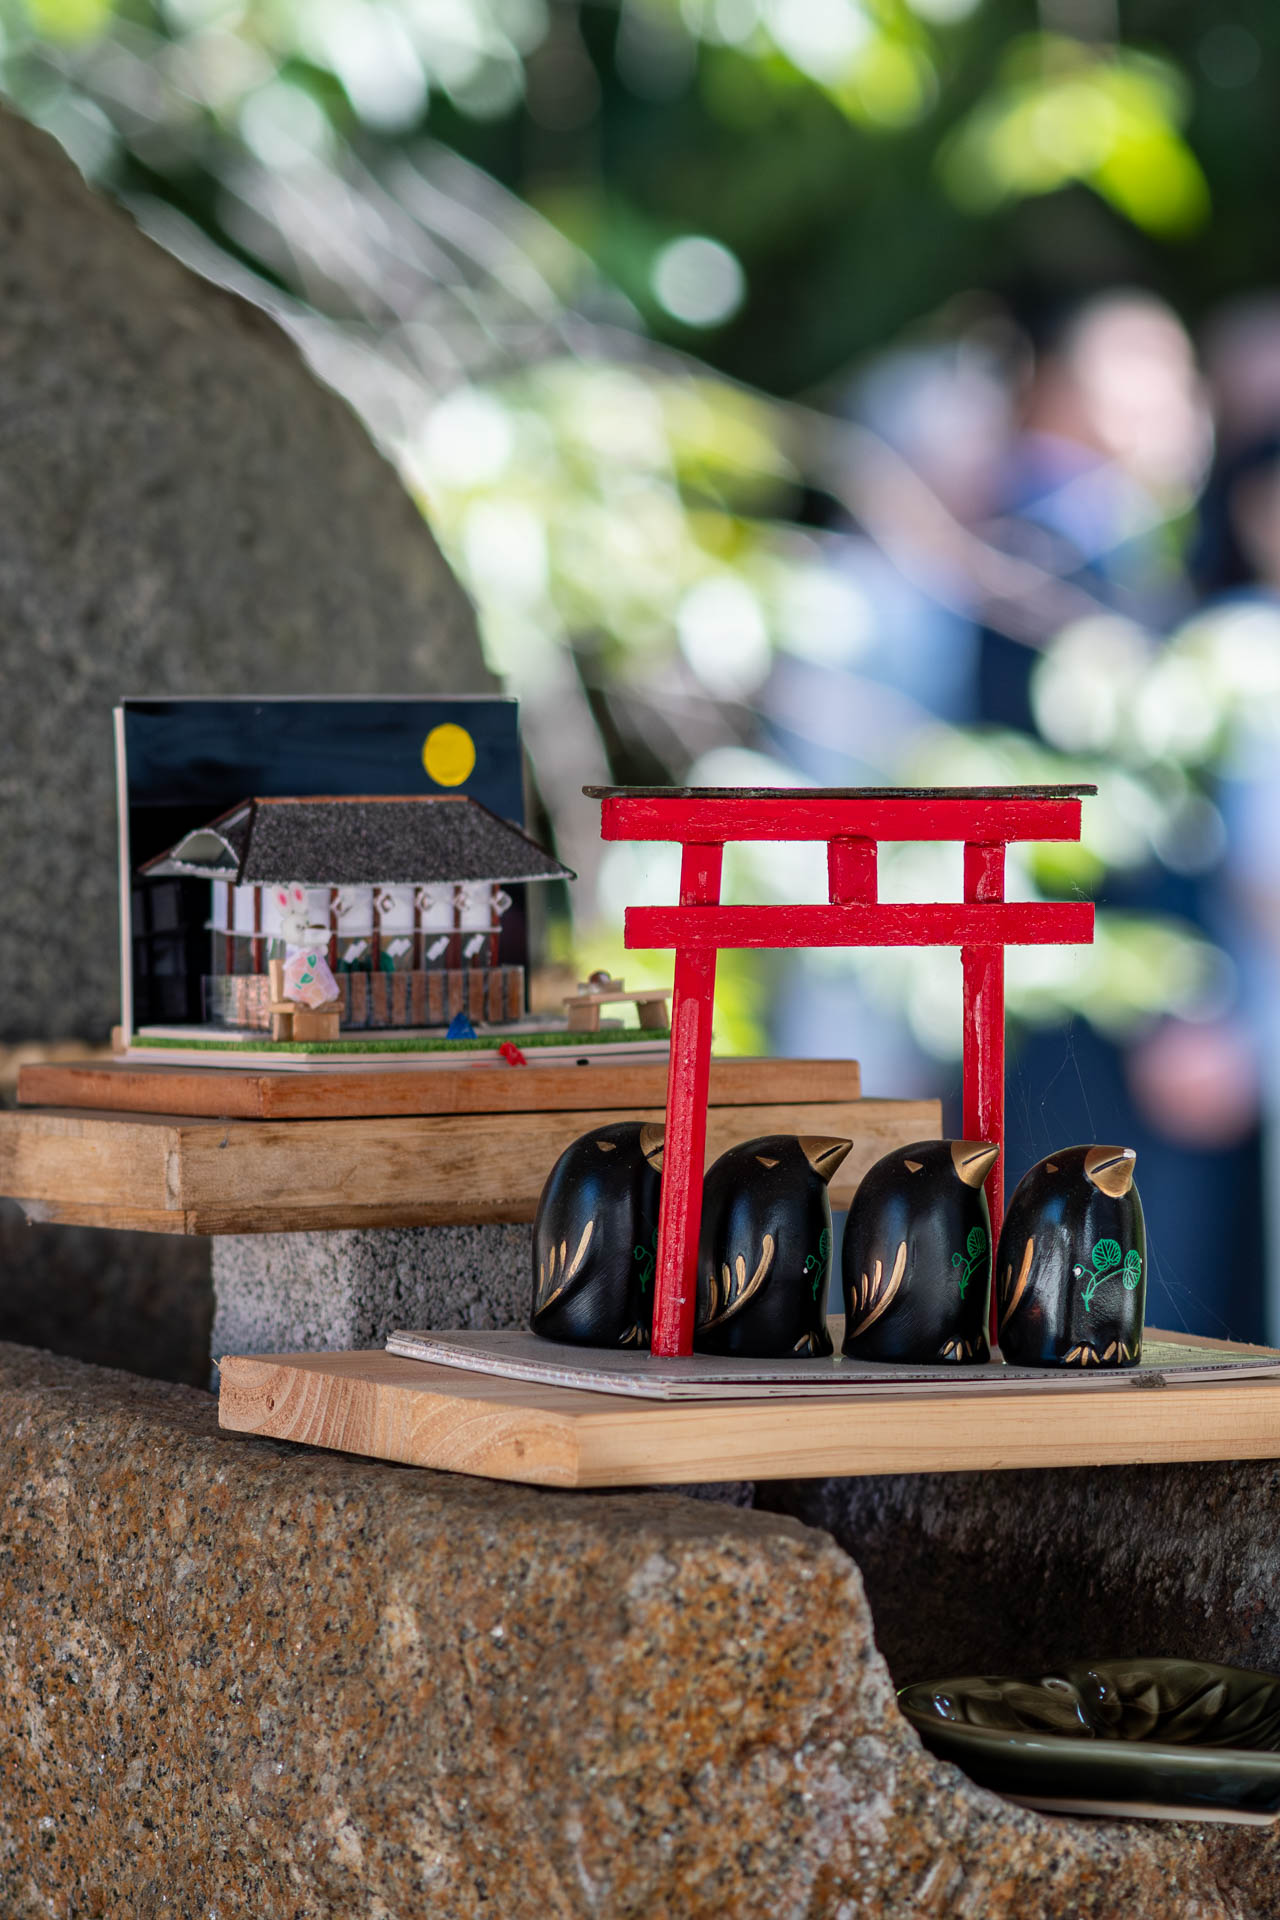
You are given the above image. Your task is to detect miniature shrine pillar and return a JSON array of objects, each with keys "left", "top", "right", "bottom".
[
  {"left": 962, "top": 842, "right": 1006, "bottom": 1343},
  {"left": 652, "top": 844, "right": 723, "bottom": 1356}
]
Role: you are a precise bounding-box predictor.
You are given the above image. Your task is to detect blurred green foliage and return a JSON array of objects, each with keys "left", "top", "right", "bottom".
[
  {"left": 6, "top": 0, "right": 1280, "bottom": 391},
  {"left": 4, "top": 0, "right": 1278, "bottom": 1056}
]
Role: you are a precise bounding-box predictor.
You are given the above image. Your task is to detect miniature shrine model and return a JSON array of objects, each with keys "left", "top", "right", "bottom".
[
  {"left": 111, "top": 695, "right": 671, "bottom": 1068},
  {"left": 141, "top": 793, "right": 572, "bottom": 1039}
]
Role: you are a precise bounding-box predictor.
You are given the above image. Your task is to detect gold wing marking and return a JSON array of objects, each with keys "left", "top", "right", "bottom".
[
  {"left": 535, "top": 1219, "right": 594, "bottom": 1314},
  {"left": 847, "top": 1241, "right": 907, "bottom": 1338},
  {"left": 861, "top": 1262, "right": 879, "bottom": 1313},
  {"left": 701, "top": 1234, "right": 776, "bottom": 1328},
  {"left": 563, "top": 1219, "right": 593, "bottom": 1285},
  {"left": 1002, "top": 1237, "right": 1035, "bottom": 1323}
]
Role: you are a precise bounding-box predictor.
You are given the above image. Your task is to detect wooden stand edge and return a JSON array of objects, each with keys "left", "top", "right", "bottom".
[
  {"left": 17, "top": 1055, "right": 862, "bottom": 1121},
  {"left": 217, "top": 1336, "right": 1280, "bottom": 1489}
]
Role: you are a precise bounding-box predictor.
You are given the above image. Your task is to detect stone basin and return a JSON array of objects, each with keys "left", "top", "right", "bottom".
[{"left": 2, "top": 1340, "right": 1279, "bottom": 1918}]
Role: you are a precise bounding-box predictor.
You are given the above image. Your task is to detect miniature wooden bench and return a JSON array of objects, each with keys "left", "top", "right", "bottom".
[
  {"left": 562, "top": 973, "right": 671, "bottom": 1033},
  {"left": 267, "top": 957, "right": 341, "bottom": 1043}
]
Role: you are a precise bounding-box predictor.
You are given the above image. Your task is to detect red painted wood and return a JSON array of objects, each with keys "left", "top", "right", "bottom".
[
  {"left": 627, "top": 901, "right": 1094, "bottom": 951},
  {"left": 600, "top": 795, "right": 1084, "bottom": 845},
  {"left": 828, "top": 836, "right": 877, "bottom": 903},
  {"left": 652, "top": 845, "right": 723, "bottom": 1358},
  {"left": 961, "top": 844, "right": 1006, "bottom": 1344}
]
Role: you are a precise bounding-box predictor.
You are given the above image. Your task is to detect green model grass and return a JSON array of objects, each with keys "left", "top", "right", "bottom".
[{"left": 134, "top": 1028, "right": 669, "bottom": 1055}]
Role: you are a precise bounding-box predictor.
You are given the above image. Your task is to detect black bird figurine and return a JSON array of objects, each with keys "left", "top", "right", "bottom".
[
  {"left": 841, "top": 1139, "right": 999, "bottom": 1363},
  {"left": 996, "top": 1145, "right": 1146, "bottom": 1368},
  {"left": 530, "top": 1120, "right": 664, "bottom": 1348},
  {"left": 694, "top": 1134, "right": 851, "bottom": 1358}
]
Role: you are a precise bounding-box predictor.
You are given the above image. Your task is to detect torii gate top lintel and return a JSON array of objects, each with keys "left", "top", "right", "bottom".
[{"left": 588, "top": 783, "right": 1098, "bottom": 1356}]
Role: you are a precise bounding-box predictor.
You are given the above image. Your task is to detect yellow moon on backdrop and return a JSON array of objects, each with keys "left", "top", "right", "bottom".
[{"left": 422, "top": 723, "right": 476, "bottom": 787}]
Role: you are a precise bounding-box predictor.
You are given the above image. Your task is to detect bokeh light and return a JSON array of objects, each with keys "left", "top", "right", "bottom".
[{"left": 650, "top": 235, "right": 746, "bottom": 329}]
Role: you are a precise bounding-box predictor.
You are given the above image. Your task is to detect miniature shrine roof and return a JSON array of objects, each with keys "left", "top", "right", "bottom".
[{"left": 141, "top": 796, "right": 574, "bottom": 888}]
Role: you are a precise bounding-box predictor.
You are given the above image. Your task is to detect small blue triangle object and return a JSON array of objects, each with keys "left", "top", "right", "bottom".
[{"left": 446, "top": 1012, "right": 477, "bottom": 1040}]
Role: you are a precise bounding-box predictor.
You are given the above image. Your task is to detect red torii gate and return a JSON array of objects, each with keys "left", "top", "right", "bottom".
[{"left": 588, "top": 784, "right": 1097, "bottom": 1358}]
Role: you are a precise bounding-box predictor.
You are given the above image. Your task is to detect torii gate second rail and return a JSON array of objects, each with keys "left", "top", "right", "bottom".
[{"left": 588, "top": 784, "right": 1097, "bottom": 1358}]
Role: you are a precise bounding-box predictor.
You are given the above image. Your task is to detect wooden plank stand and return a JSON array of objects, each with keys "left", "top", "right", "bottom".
[{"left": 217, "top": 1331, "right": 1280, "bottom": 1488}]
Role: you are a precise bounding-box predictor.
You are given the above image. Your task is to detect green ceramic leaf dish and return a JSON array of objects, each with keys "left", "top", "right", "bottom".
[{"left": 899, "top": 1658, "right": 1280, "bottom": 1823}]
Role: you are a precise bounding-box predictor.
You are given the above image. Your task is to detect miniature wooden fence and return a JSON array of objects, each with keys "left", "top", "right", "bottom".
[{"left": 589, "top": 785, "right": 1096, "bottom": 1357}]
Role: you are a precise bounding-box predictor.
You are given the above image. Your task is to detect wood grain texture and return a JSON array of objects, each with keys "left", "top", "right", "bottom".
[
  {"left": 0, "top": 1096, "right": 936, "bottom": 1234},
  {"left": 216, "top": 1335, "right": 1280, "bottom": 1488},
  {"left": 16, "top": 1056, "right": 860, "bottom": 1121}
]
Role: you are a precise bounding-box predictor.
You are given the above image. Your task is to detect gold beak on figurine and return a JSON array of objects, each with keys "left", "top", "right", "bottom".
[
  {"left": 638, "top": 1122, "right": 666, "bottom": 1171},
  {"left": 951, "top": 1140, "right": 1000, "bottom": 1187},
  {"left": 798, "top": 1136, "right": 853, "bottom": 1184},
  {"left": 1084, "top": 1145, "right": 1137, "bottom": 1197}
]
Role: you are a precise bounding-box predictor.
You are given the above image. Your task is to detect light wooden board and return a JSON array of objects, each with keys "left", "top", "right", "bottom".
[
  {"left": 216, "top": 1332, "right": 1280, "bottom": 1487},
  {"left": 16, "top": 1055, "right": 860, "bottom": 1122},
  {"left": 0, "top": 1096, "right": 934, "bottom": 1234}
]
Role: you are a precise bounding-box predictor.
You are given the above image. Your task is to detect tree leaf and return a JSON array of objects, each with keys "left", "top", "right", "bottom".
[
  {"left": 966, "top": 1225, "right": 987, "bottom": 1259},
  {"left": 1093, "top": 1238, "right": 1121, "bottom": 1271}
]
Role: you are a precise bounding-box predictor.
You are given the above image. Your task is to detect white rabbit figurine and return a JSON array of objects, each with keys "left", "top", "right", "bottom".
[{"left": 273, "top": 884, "right": 339, "bottom": 1008}]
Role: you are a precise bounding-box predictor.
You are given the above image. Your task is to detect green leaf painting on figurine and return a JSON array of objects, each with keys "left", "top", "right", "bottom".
[
  {"left": 633, "top": 1228, "right": 659, "bottom": 1294},
  {"left": 951, "top": 1224, "right": 988, "bottom": 1300},
  {"left": 1074, "top": 1239, "right": 1142, "bottom": 1311},
  {"left": 803, "top": 1226, "right": 833, "bottom": 1299}
]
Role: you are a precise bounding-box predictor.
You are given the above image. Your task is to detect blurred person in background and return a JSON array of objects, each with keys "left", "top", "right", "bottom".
[
  {"left": 1182, "top": 297, "right": 1280, "bottom": 1337},
  {"left": 976, "top": 289, "right": 1210, "bottom": 730},
  {"left": 989, "top": 291, "right": 1266, "bottom": 1339},
  {"left": 761, "top": 330, "right": 1014, "bottom": 1097}
]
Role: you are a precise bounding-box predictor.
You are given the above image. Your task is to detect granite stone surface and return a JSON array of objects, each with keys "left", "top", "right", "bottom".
[
  {"left": 759, "top": 1461, "right": 1280, "bottom": 1688},
  {"left": 3, "top": 1342, "right": 1278, "bottom": 1918},
  {"left": 0, "top": 105, "right": 486, "bottom": 1047},
  {"left": 211, "top": 1222, "right": 533, "bottom": 1360}
]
